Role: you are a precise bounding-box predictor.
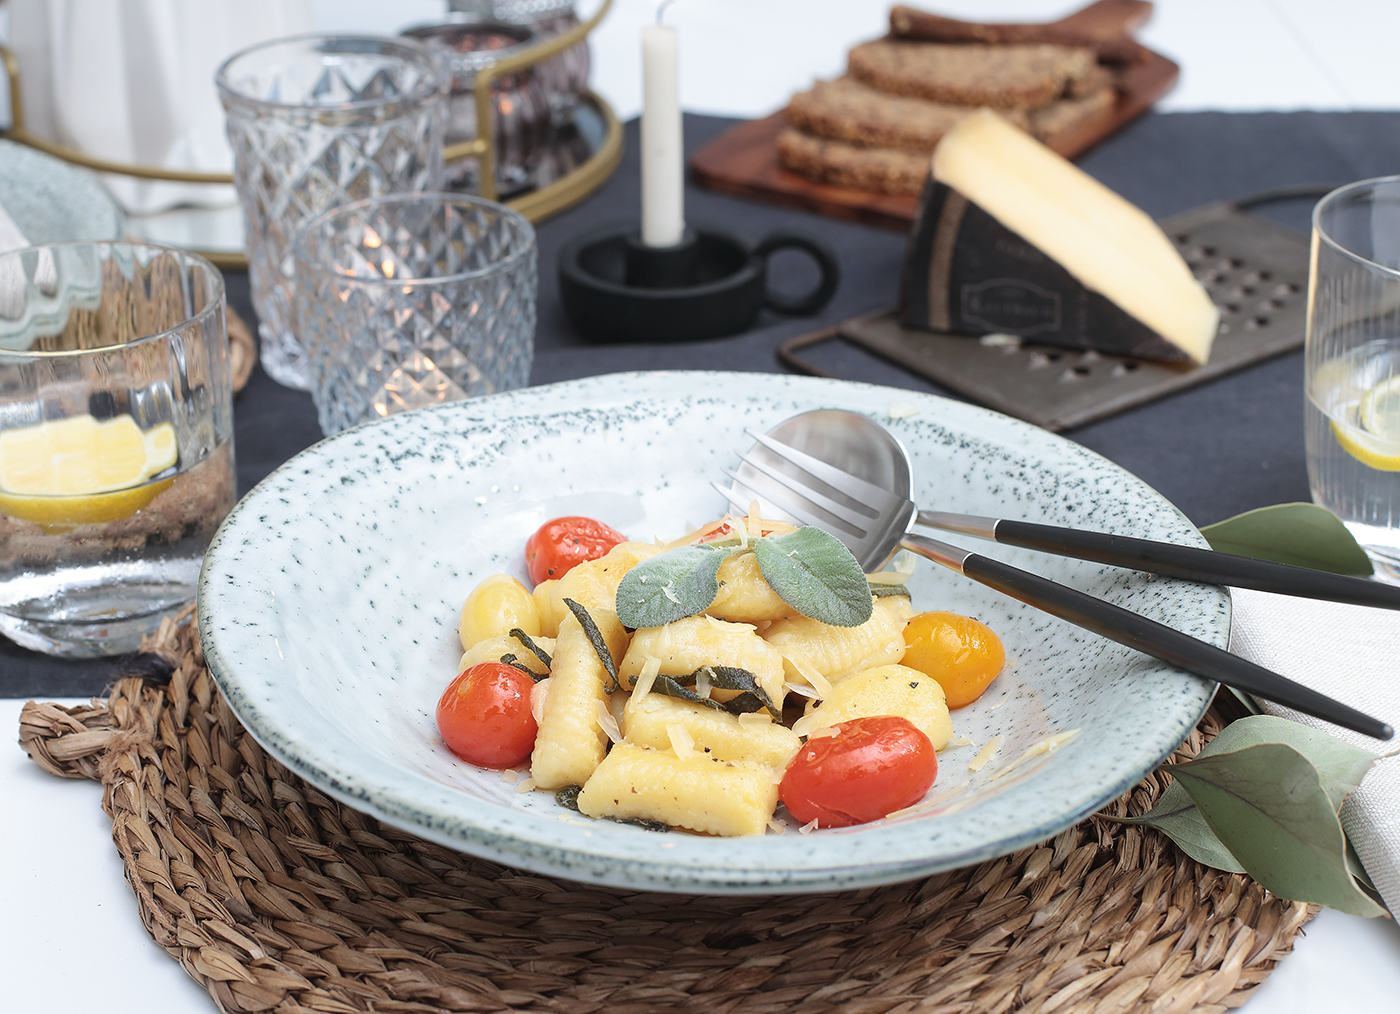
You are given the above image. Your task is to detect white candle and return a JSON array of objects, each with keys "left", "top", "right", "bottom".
[{"left": 641, "top": 17, "right": 684, "bottom": 247}]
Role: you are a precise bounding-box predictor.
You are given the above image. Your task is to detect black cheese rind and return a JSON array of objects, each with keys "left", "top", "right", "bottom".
[{"left": 899, "top": 179, "right": 1194, "bottom": 362}]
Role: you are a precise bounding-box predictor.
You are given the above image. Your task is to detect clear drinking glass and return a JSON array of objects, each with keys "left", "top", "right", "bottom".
[
  {"left": 1306, "top": 176, "right": 1400, "bottom": 582},
  {"left": 292, "top": 193, "right": 537, "bottom": 436},
  {"left": 0, "top": 242, "right": 235, "bottom": 656},
  {"left": 216, "top": 35, "right": 449, "bottom": 391}
]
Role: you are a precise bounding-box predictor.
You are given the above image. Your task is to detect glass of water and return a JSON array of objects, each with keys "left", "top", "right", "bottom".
[
  {"left": 1306, "top": 177, "right": 1400, "bottom": 582},
  {"left": 216, "top": 35, "right": 449, "bottom": 391},
  {"left": 292, "top": 193, "right": 537, "bottom": 436},
  {"left": 0, "top": 242, "right": 235, "bottom": 656}
]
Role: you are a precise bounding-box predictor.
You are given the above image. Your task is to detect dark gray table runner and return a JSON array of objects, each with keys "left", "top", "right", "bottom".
[{"left": 6, "top": 110, "right": 1399, "bottom": 696}]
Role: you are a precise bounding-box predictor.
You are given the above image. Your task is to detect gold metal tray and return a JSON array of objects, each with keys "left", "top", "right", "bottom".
[{"left": 0, "top": 0, "right": 620, "bottom": 269}]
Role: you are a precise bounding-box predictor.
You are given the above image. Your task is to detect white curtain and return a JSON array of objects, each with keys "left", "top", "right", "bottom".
[{"left": 7, "top": 0, "right": 313, "bottom": 213}]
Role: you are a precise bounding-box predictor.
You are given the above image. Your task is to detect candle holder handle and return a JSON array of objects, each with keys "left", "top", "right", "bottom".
[{"left": 753, "top": 231, "right": 840, "bottom": 316}]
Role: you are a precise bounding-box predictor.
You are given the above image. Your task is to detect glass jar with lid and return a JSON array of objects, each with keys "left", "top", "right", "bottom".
[
  {"left": 401, "top": 20, "right": 552, "bottom": 196},
  {"left": 448, "top": 0, "right": 590, "bottom": 127}
]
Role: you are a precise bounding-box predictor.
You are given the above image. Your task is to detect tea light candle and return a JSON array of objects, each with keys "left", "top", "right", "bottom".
[{"left": 641, "top": 7, "right": 684, "bottom": 248}]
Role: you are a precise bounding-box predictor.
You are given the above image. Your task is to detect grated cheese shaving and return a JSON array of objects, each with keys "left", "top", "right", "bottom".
[
  {"left": 785, "top": 654, "right": 832, "bottom": 699},
  {"left": 633, "top": 657, "right": 661, "bottom": 700},
  {"left": 667, "top": 721, "right": 695, "bottom": 760},
  {"left": 515, "top": 777, "right": 536, "bottom": 794},
  {"left": 662, "top": 583, "right": 680, "bottom": 603},
  {"left": 746, "top": 501, "right": 763, "bottom": 537},
  {"left": 807, "top": 724, "right": 840, "bottom": 740},
  {"left": 990, "top": 730, "right": 1080, "bottom": 781},
  {"left": 798, "top": 818, "right": 819, "bottom": 835},
  {"left": 990, "top": 699, "right": 1009, "bottom": 711},
  {"left": 767, "top": 817, "right": 787, "bottom": 834},
  {"left": 499, "top": 768, "right": 521, "bottom": 784},
  {"left": 595, "top": 699, "right": 623, "bottom": 744},
  {"left": 968, "top": 735, "right": 1004, "bottom": 773},
  {"left": 695, "top": 667, "right": 713, "bottom": 699},
  {"left": 946, "top": 735, "right": 974, "bottom": 749},
  {"left": 888, "top": 402, "right": 921, "bottom": 419},
  {"left": 784, "top": 680, "right": 819, "bottom": 700},
  {"left": 884, "top": 780, "right": 970, "bottom": 819},
  {"left": 530, "top": 677, "right": 551, "bottom": 726}
]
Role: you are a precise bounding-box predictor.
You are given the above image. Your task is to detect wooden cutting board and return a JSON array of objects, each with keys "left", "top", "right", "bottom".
[{"left": 690, "top": 1, "right": 1179, "bottom": 232}]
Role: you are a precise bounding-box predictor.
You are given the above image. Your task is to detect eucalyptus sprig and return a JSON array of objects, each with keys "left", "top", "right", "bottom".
[
  {"left": 1110, "top": 715, "right": 1388, "bottom": 917},
  {"left": 615, "top": 526, "right": 873, "bottom": 629}
]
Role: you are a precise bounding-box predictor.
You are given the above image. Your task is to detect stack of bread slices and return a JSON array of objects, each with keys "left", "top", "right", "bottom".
[{"left": 778, "top": 5, "right": 1124, "bottom": 196}]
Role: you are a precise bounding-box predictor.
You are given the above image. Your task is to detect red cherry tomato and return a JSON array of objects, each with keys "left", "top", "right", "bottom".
[
  {"left": 525, "top": 516, "right": 626, "bottom": 585},
  {"left": 780, "top": 716, "right": 937, "bottom": 828},
  {"left": 436, "top": 662, "right": 538, "bottom": 769}
]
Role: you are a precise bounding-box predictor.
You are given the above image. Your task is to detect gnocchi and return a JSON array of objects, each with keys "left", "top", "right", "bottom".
[{"left": 438, "top": 511, "right": 1006, "bottom": 835}]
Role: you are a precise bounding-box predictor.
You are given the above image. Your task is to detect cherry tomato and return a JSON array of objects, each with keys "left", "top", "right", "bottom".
[
  {"left": 525, "top": 516, "right": 626, "bottom": 584},
  {"left": 780, "top": 716, "right": 937, "bottom": 828},
  {"left": 436, "top": 662, "right": 538, "bottom": 769},
  {"left": 901, "top": 611, "right": 1005, "bottom": 709}
]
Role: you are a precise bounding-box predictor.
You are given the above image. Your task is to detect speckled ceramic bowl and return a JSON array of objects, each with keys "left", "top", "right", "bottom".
[{"left": 198, "top": 372, "right": 1221, "bottom": 894}]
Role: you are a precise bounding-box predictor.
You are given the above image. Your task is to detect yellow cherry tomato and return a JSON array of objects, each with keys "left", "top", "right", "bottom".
[
  {"left": 900, "top": 611, "right": 1005, "bottom": 709},
  {"left": 459, "top": 574, "right": 541, "bottom": 650}
]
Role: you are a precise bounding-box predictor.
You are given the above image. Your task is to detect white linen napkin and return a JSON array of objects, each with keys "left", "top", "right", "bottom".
[{"left": 1230, "top": 587, "right": 1400, "bottom": 913}]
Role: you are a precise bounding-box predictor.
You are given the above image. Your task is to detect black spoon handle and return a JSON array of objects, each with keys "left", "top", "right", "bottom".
[
  {"left": 925, "top": 511, "right": 1400, "bottom": 610},
  {"left": 901, "top": 533, "right": 1393, "bottom": 741}
]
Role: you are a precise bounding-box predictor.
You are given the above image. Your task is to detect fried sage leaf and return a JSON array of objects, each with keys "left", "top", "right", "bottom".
[
  {"left": 562, "top": 598, "right": 621, "bottom": 693},
  {"left": 615, "top": 543, "right": 736, "bottom": 628},
  {"left": 508, "top": 628, "right": 552, "bottom": 670},
  {"left": 752, "top": 527, "right": 873, "bottom": 627},
  {"left": 1172, "top": 742, "right": 1385, "bottom": 917}
]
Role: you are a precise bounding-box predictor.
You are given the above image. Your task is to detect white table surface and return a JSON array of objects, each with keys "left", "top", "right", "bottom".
[{"left": 7, "top": 1, "right": 1400, "bottom": 1010}]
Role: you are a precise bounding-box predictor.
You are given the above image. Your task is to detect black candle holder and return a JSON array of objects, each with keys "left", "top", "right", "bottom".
[{"left": 558, "top": 222, "right": 839, "bottom": 342}]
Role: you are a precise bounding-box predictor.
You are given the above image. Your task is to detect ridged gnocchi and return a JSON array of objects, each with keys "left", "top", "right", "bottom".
[{"left": 440, "top": 512, "right": 1005, "bottom": 836}]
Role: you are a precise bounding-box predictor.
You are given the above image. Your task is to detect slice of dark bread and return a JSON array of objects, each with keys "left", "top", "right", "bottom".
[{"left": 848, "top": 39, "right": 1096, "bottom": 109}]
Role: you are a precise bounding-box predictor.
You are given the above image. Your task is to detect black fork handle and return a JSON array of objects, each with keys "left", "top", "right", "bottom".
[
  {"left": 991, "top": 518, "right": 1400, "bottom": 610},
  {"left": 901, "top": 533, "right": 1392, "bottom": 741}
]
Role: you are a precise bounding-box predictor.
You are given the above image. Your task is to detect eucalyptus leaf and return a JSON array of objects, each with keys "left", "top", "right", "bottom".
[
  {"left": 1194, "top": 714, "right": 1377, "bottom": 811},
  {"left": 1201, "top": 502, "right": 1373, "bottom": 575},
  {"left": 1117, "top": 780, "right": 1246, "bottom": 874},
  {"left": 752, "top": 528, "right": 873, "bottom": 627},
  {"left": 615, "top": 543, "right": 735, "bottom": 628},
  {"left": 1171, "top": 743, "right": 1387, "bottom": 917}
]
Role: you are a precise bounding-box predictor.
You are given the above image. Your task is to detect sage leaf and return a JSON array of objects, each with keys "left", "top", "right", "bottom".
[
  {"left": 753, "top": 528, "right": 873, "bottom": 627},
  {"left": 615, "top": 544, "right": 735, "bottom": 628},
  {"left": 1118, "top": 780, "right": 1246, "bottom": 874},
  {"left": 1194, "top": 714, "right": 1377, "bottom": 811},
  {"left": 562, "top": 598, "right": 621, "bottom": 693},
  {"left": 1201, "top": 502, "right": 1373, "bottom": 575},
  {"left": 1171, "top": 742, "right": 1387, "bottom": 917}
]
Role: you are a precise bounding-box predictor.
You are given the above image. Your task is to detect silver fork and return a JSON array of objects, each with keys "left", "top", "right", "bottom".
[{"left": 712, "top": 424, "right": 1392, "bottom": 740}]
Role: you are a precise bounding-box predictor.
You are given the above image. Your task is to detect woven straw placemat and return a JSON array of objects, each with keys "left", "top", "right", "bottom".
[{"left": 20, "top": 612, "right": 1314, "bottom": 1014}]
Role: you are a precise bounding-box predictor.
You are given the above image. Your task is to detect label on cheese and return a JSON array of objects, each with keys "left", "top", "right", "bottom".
[{"left": 899, "top": 110, "right": 1219, "bottom": 364}]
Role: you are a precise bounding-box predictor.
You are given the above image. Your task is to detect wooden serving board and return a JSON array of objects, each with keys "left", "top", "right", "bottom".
[{"left": 690, "top": 1, "right": 1179, "bottom": 232}]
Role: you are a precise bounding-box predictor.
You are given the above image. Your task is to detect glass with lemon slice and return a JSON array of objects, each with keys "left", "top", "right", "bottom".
[
  {"left": 0, "top": 242, "right": 235, "bottom": 655},
  {"left": 1306, "top": 178, "right": 1400, "bottom": 583}
]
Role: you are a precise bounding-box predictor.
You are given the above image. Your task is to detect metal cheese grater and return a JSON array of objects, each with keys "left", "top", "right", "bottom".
[{"left": 779, "top": 193, "right": 1321, "bottom": 432}]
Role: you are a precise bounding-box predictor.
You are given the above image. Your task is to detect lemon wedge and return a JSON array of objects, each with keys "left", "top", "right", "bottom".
[
  {"left": 0, "top": 414, "right": 178, "bottom": 528},
  {"left": 1332, "top": 375, "right": 1400, "bottom": 471}
]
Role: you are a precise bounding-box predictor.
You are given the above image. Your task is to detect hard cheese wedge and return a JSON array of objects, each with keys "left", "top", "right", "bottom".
[{"left": 900, "top": 109, "right": 1219, "bottom": 364}]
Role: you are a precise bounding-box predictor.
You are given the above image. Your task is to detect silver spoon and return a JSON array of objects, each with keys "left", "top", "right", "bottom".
[{"left": 717, "top": 410, "right": 1392, "bottom": 740}]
